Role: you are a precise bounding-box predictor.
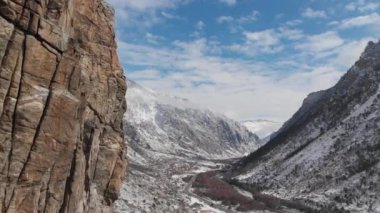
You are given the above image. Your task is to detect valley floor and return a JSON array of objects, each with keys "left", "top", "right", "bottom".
[
  {"left": 114, "top": 152, "right": 317, "bottom": 213},
  {"left": 114, "top": 151, "right": 239, "bottom": 212}
]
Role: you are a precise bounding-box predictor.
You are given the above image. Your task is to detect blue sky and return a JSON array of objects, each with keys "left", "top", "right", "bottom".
[{"left": 107, "top": 0, "right": 379, "bottom": 122}]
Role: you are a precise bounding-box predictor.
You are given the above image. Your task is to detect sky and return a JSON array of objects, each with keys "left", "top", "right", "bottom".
[{"left": 107, "top": 0, "right": 379, "bottom": 123}]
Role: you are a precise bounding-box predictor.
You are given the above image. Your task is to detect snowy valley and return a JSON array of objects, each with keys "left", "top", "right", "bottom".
[
  {"left": 117, "top": 40, "right": 380, "bottom": 213},
  {"left": 0, "top": 0, "right": 378, "bottom": 212},
  {"left": 197, "top": 41, "right": 380, "bottom": 212},
  {"left": 115, "top": 80, "right": 262, "bottom": 212}
]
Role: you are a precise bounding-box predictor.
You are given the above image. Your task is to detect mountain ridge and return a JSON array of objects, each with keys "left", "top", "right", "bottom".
[
  {"left": 223, "top": 40, "right": 380, "bottom": 212},
  {"left": 115, "top": 80, "right": 261, "bottom": 212},
  {"left": 125, "top": 79, "right": 261, "bottom": 159}
]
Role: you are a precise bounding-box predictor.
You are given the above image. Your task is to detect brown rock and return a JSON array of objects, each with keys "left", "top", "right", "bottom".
[{"left": 0, "top": 0, "right": 127, "bottom": 212}]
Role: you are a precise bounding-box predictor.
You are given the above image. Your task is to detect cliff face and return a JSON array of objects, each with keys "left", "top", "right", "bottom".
[{"left": 0, "top": 0, "right": 127, "bottom": 212}]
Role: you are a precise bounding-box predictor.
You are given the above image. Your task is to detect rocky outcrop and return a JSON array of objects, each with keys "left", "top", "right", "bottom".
[{"left": 0, "top": 0, "right": 127, "bottom": 212}]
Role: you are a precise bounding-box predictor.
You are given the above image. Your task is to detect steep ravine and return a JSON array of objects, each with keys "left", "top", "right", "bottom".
[{"left": 0, "top": 0, "right": 127, "bottom": 212}]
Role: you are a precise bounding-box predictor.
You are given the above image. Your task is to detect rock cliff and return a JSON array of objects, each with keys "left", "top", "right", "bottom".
[{"left": 0, "top": 0, "right": 127, "bottom": 212}]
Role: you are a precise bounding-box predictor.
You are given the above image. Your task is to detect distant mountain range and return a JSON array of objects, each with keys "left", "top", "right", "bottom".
[
  {"left": 116, "top": 80, "right": 261, "bottom": 212},
  {"left": 242, "top": 119, "right": 282, "bottom": 139},
  {"left": 124, "top": 80, "right": 261, "bottom": 160}
]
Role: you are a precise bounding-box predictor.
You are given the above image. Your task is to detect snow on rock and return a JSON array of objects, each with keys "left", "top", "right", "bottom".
[
  {"left": 124, "top": 80, "right": 260, "bottom": 160},
  {"left": 116, "top": 80, "right": 261, "bottom": 212},
  {"left": 229, "top": 40, "right": 380, "bottom": 212}
]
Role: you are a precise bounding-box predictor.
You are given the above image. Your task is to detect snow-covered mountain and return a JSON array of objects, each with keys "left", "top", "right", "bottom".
[
  {"left": 115, "top": 80, "right": 261, "bottom": 212},
  {"left": 225, "top": 40, "right": 380, "bottom": 212},
  {"left": 242, "top": 119, "right": 282, "bottom": 139},
  {"left": 124, "top": 80, "right": 260, "bottom": 160}
]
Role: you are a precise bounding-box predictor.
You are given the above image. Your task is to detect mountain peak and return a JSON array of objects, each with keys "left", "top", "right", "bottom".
[{"left": 361, "top": 40, "right": 380, "bottom": 60}]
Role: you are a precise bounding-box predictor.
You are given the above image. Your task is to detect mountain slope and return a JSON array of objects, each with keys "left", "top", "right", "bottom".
[
  {"left": 125, "top": 80, "right": 260, "bottom": 160},
  {"left": 116, "top": 80, "right": 260, "bottom": 212},
  {"left": 228, "top": 40, "right": 380, "bottom": 212}
]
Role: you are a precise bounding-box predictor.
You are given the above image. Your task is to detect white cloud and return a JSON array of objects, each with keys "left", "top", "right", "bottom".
[
  {"left": 358, "top": 3, "right": 380, "bottom": 12},
  {"left": 216, "top": 11, "right": 259, "bottom": 33},
  {"left": 295, "top": 31, "right": 344, "bottom": 53},
  {"left": 345, "top": 0, "right": 379, "bottom": 12},
  {"left": 228, "top": 43, "right": 283, "bottom": 56},
  {"left": 227, "top": 27, "right": 306, "bottom": 56},
  {"left": 285, "top": 19, "right": 303, "bottom": 26},
  {"left": 108, "top": 0, "right": 179, "bottom": 11},
  {"left": 333, "top": 13, "right": 380, "bottom": 29},
  {"left": 346, "top": 4, "right": 356, "bottom": 11},
  {"left": 161, "top": 11, "right": 183, "bottom": 20},
  {"left": 172, "top": 39, "right": 208, "bottom": 56},
  {"left": 119, "top": 41, "right": 342, "bottom": 121},
  {"left": 228, "top": 27, "right": 305, "bottom": 56},
  {"left": 196, "top": 20, "right": 205, "bottom": 30},
  {"left": 108, "top": 0, "right": 375, "bottom": 122},
  {"left": 128, "top": 69, "right": 162, "bottom": 80},
  {"left": 107, "top": 0, "right": 189, "bottom": 29},
  {"left": 238, "top": 11, "right": 259, "bottom": 23},
  {"left": 145, "top": 33, "right": 165, "bottom": 44},
  {"left": 117, "top": 36, "right": 371, "bottom": 122},
  {"left": 301, "top": 8, "right": 327, "bottom": 19},
  {"left": 219, "top": 0, "right": 237, "bottom": 6},
  {"left": 227, "top": 29, "right": 283, "bottom": 55},
  {"left": 278, "top": 27, "right": 304, "bottom": 40},
  {"left": 245, "top": 30, "right": 280, "bottom": 46},
  {"left": 217, "top": 16, "right": 234, "bottom": 24}
]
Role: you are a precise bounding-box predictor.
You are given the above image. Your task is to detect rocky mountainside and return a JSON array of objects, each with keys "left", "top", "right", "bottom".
[
  {"left": 226, "top": 40, "right": 380, "bottom": 212},
  {"left": 115, "top": 80, "right": 260, "bottom": 212},
  {"left": 0, "top": 0, "right": 127, "bottom": 212},
  {"left": 124, "top": 80, "right": 260, "bottom": 160}
]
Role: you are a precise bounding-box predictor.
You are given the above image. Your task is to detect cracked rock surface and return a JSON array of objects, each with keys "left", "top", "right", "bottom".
[{"left": 0, "top": 0, "right": 127, "bottom": 212}]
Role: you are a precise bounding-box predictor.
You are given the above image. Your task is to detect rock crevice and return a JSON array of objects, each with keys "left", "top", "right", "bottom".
[{"left": 0, "top": 0, "right": 127, "bottom": 212}]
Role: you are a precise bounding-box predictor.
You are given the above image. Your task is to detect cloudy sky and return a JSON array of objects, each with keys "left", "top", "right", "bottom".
[{"left": 107, "top": 0, "right": 379, "bottom": 122}]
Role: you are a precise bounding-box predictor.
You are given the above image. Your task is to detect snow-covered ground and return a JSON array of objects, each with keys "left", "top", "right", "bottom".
[
  {"left": 231, "top": 40, "right": 380, "bottom": 212},
  {"left": 115, "top": 154, "right": 228, "bottom": 212}
]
